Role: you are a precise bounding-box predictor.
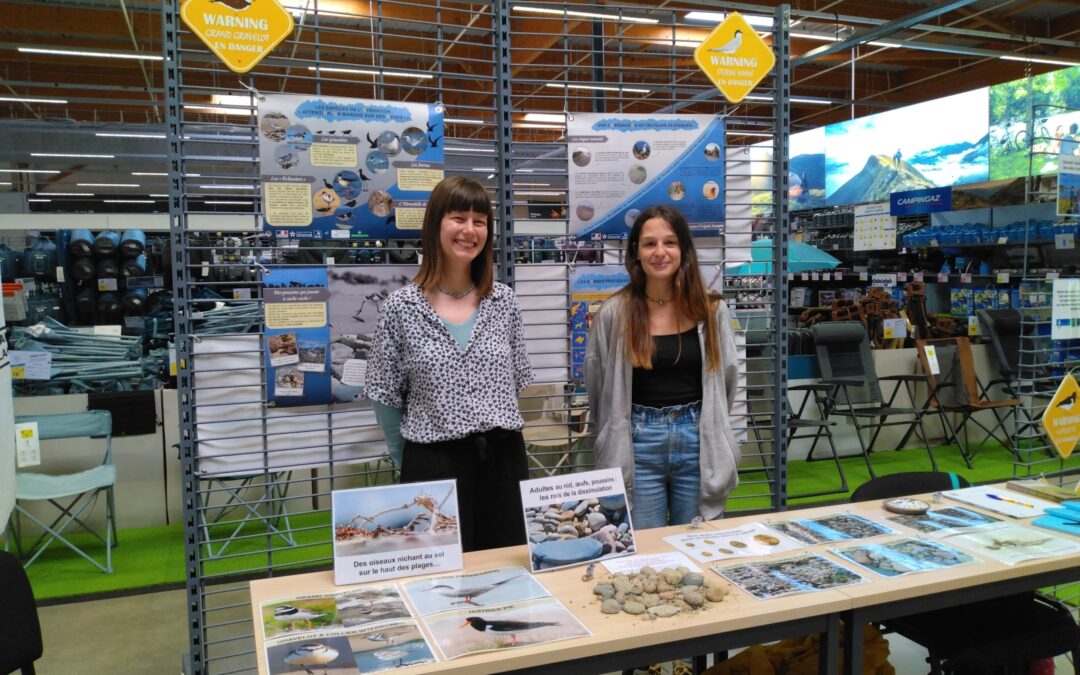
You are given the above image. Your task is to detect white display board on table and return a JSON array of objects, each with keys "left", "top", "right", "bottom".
[
  {"left": 853, "top": 201, "right": 896, "bottom": 251},
  {"left": 568, "top": 112, "right": 725, "bottom": 240},
  {"left": 258, "top": 93, "right": 444, "bottom": 240},
  {"left": 1051, "top": 277, "right": 1080, "bottom": 340}
]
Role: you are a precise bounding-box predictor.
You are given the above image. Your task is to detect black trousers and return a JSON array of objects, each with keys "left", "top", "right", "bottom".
[{"left": 401, "top": 428, "right": 528, "bottom": 553}]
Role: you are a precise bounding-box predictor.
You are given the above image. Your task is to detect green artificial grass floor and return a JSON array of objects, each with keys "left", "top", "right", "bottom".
[{"left": 15, "top": 442, "right": 1080, "bottom": 602}]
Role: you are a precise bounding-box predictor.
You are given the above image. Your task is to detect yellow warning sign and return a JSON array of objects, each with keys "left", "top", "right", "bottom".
[
  {"left": 180, "top": 0, "right": 294, "bottom": 74},
  {"left": 693, "top": 12, "right": 776, "bottom": 104},
  {"left": 1041, "top": 372, "right": 1080, "bottom": 458}
]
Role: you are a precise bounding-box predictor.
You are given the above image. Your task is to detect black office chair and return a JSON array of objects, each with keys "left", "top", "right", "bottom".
[
  {"left": 0, "top": 550, "right": 44, "bottom": 674},
  {"left": 851, "top": 472, "right": 1080, "bottom": 675}
]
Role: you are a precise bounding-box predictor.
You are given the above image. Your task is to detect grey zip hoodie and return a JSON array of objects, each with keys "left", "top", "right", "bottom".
[{"left": 585, "top": 294, "right": 741, "bottom": 520}]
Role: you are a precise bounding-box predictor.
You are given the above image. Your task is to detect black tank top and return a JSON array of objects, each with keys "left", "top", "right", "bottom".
[{"left": 631, "top": 327, "right": 703, "bottom": 407}]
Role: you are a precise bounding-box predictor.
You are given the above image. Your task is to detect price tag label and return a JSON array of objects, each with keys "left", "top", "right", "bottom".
[
  {"left": 871, "top": 273, "right": 897, "bottom": 288},
  {"left": 996, "top": 272, "right": 1010, "bottom": 283},
  {"left": 834, "top": 271, "right": 843, "bottom": 281},
  {"left": 960, "top": 272, "right": 972, "bottom": 284},
  {"left": 787, "top": 273, "right": 794, "bottom": 281},
  {"left": 232, "top": 288, "right": 252, "bottom": 300},
  {"left": 897, "top": 272, "right": 908, "bottom": 282},
  {"left": 930, "top": 238, "right": 939, "bottom": 247},
  {"left": 1056, "top": 233, "right": 1075, "bottom": 250},
  {"left": 914, "top": 272, "right": 924, "bottom": 282},
  {"left": 997, "top": 236, "right": 1008, "bottom": 245},
  {"left": 330, "top": 229, "right": 350, "bottom": 239},
  {"left": 11, "top": 366, "right": 25, "bottom": 380},
  {"left": 326, "top": 256, "right": 335, "bottom": 266},
  {"left": 1047, "top": 271, "right": 1060, "bottom": 281},
  {"left": 924, "top": 345, "right": 940, "bottom": 375},
  {"left": 882, "top": 318, "right": 907, "bottom": 339},
  {"left": 937, "top": 273, "right": 949, "bottom": 283},
  {"left": 97, "top": 278, "right": 118, "bottom": 291},
  {"left": 55, "top": 266, "right": 65, "bottom": 282},
  {"left": 15, "top": 422, "right": 41, "bottom": 468},
  {"left": 968, "top": 316, "right": 980, "bottom": 336},
  {"left": 811, "top": 272, "right": 820, "bottom": 281},
  {"left": 800, "top": 273, "right": 809, "bottom": 281},
  {"left": 859, "top": 272, "right": 868, "bottom": 281}
]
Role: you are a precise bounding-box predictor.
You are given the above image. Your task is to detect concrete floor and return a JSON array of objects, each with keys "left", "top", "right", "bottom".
[{"left": 32, "top": 589, "right": 1077, "bottom": 674}]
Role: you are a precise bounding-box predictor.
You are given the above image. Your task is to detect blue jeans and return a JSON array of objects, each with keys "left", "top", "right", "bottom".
[{"left": 630, "top": 400, "right": 702, "bottom": 529}]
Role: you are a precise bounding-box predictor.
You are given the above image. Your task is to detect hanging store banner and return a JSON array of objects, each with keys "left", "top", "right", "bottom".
[
  {"left": 890, "top": 186, "right": 953, "bottom": 216},
  {"left": 692, "top": 12, "right": 776, "bottom": 104},
  {"left": 568, "top": 113, "right": 725, "bottom": 240},
  {"left": 1059, "top": 155, "right": 1080, "bottom": 217},
  {"left": 258, "top": 94, "right": 444, "bottom": 239},
  {"left": 263, "top": 266, "right": 332, "bottom": 406},
  {"left": 180, "top": 0, "right": 294, "bottom": 74}
]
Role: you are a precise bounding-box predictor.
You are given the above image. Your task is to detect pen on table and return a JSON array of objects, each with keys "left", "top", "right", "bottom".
[{"left": 986, "top": 493, "right": 1034, "bottom": 508}]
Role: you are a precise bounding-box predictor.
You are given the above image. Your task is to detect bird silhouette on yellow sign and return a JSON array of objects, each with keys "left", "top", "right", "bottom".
[
  {"left": 181, "top": 0, "right": 294, "bottom": 74},
  {"left": 693, "top": 13, "right": 776, "bottom": 104},
  {"left": 1042, "top": 372, "right": 1080, "bottom": 459}
]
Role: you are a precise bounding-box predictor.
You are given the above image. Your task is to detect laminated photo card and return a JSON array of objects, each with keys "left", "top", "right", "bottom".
[
  {"left": 712, "top": 553, "right": 867, "bottom": 600},
  {"left": 664, "top": 522, "right": 803, "bottom": 562},
  {"left": 402, "top": 566, "right": 590, "bottom": 660},
  {"left": 520, "top": 467, "right": 636, "bottom": 572},
  {"left": 331, "top": 479, "right": 463, "bottom": 585},
  {"left": 830, "top": 538, "right": 977, "bottom": 577},
  {"left": 885, "top": 506, "right": 1001, "bottom": 536},
  {"left": 764, "top": 512, "right": 896, "bottom": 545},
  {"left": 944, "top": 522, "right": 1080, "bottom": 565}
]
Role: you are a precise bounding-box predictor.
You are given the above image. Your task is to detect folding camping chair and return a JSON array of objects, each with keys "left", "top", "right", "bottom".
[
  {"left": 811, "top": 321, "right": 938, "bottom": 478},
  {"left": 788, "top": 382, "right": 848, "bottom": 498},
  {"left": 519, "top": 383, "right": 588, "bottom": 476},
  {"left": 8, "top": 411, "right": 117, "bottom": 573},
  {"left": 198, "top": 471, "right": 297, "bottom": 559},
  {"left": 914, "top": 336, "right": 1019, "bottom": 462}
]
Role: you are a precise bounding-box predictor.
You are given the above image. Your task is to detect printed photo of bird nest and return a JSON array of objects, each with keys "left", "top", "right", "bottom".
[
  {"left": 525, "top": 495, "right": 636, "bottom": 572},
  {"left": 423, "top": 597, "right": 590, "bottom": 659},
  {"left": 332, "top": 482, "right": 460, "bottom": 556}
]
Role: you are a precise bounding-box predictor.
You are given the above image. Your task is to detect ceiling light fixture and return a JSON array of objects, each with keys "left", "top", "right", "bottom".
[
  {"left": 1000, "top": 55, "right": 1079, "bottom": 67},
  {"left": 0, "top": 96, "right": 68, "bottom": 104},
  {"left": 444, "top": 117, "right": 486, "bottom": 125},
  {"left": 0, "top": 169, "right": 60, "bottom": 174},
  {"left": 78, "top": 182, "right": 140, "bottom": 187},
  {"left": 35, "top": 192, "right": 94, "bottom": 196},
  {"left": 522, "top": 113, "right": 566, "bottom": 123},
  {"left": 745, "top": 94, "right": 831, "bottom": 105},
  {"left": 149, "top": 193, "right": 169, "bottom": 197},
  {"left": 791, "top": 31, "right": 843, "bottom": 42},
  {"left": 31, "top": 152, "right": 115, "bottom": 159},
  {"left": 28, "top": 198, "right": 52, "bottom": 203},
  {"left": 445, "top": 146, "right": 496, "bottom": 153},
  {"left": 726, "top": 131, "right": 773, "bottom": 137},
  {"left": 104, "top": 199, "right": 156, "bottom": 203},
  {"left": 306, "top": 66, "right": 433, "bottom": 80},
  {"left": 545, "top": 83, "right": 651, "bottom": 94},
  {"left": 18, "top": 46, "right": 163, "bottom": 61},
  {"left": 199, "top": 184, "right": 258, "bottom": 190},
  {"left": 204, "top": 200, "right": 253, "bottom": 205},
  {"left": 513, "top": 122, "right": 566, "bottom": 129},
  {"left": 512, "top": 4, "right": 658, "bottom": 24},
  {"left": 684, "top": 11, "right": 773, "bottom": 28},
  {"left": 96, "top": 132, "right": 166, "bottom": 139}
]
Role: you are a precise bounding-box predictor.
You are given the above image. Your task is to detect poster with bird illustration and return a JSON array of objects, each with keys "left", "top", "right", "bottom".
[{"left": 259, "top": 93, "right": 444, "bottom": 239}]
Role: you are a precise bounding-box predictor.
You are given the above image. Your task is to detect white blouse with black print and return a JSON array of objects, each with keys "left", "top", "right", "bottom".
[{"left": 366, "top": 281, "right": 533, "bottom": 443}]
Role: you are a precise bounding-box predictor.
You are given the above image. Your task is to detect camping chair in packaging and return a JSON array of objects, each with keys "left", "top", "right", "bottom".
[
  {"left": 851, "top": 472, "right": 1080, "bottom": 675},
  {"left": 810, "top": 322, "right": 937, "bottom": 478},
  {"left": 914, "top": 337, "right": 1018, "bottom": 463},
  {"left": 8, "top": 411, "right": 116, "bottom": 573}
]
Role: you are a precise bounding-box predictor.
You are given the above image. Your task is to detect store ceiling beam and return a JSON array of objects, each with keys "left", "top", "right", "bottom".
[{"left": 793, "top": 0, "right": 983, "bottom": 67}]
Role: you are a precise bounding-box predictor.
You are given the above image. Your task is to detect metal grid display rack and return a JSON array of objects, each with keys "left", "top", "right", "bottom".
[{"left": 162, "top": 1, "right": 789, "bottom": 671}]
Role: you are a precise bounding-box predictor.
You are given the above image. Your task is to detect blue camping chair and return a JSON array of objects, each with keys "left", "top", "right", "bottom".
[{"left": 8, "top": 411, "right": 117, "bottom": 573}]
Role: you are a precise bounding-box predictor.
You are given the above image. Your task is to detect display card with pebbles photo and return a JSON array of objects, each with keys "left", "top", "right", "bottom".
[
  {"left": 519, "top": 468, "right": 636, "bottom": 573},
  {"left": 664, "top": 522, "right": 803, "bottom": 563}
]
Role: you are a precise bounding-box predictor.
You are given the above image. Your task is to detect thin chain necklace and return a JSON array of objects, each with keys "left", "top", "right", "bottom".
[
  {"left": 436, "top": 282, "right": 475, "bottom": 299},
  {"left": 645, "top": 292, "right": 672, "bottom": 305}
]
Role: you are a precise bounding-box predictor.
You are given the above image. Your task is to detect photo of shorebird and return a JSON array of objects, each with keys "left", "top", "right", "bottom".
[
  {"left": 336, "top": 585, "right": 411, "bottom": 627},
  {"left": 423, "top": 597, "right": 590, "bottom": 659},
  {"left": 348, "top": 623, "right": 436, "bottom": 672},
  {"left": 403, "top": 566, "right": 549, "bottom": 615},
  {"left": 262, "top": 599, "right": 337, "bottom": 638},
  {"left": 266, "top": 635, "right": 354, "bottom": 675}
]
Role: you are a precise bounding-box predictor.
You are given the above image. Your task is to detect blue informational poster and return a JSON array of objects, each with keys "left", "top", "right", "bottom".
[
  {"left": 258, "top": 94, "right": 444, "bottom": 239},
  {"left": 263, "top": 266, "right": 332, "bottom": 406},
  {"left": 569, "top": 265, "right": 629, "bottom": 381},
  {"left": 568, "top": 113, "right": 725, "bottom": 240},
  {"left": 1060, "top": 155, "right": 1080, "bottom": 217},
  {"left": 890, "top": 186, "right": 953, "bottom": 216}
]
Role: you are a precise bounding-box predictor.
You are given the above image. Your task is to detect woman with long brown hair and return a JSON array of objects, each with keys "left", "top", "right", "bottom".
[
  {"left": 586, "top": 205, "right": 741, "bottom": 528},
  {"left": 366, "top": 176, "right": 533, "bottom": 551}
]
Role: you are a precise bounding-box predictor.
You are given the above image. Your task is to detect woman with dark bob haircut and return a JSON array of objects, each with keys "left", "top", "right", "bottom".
[
  {"left": 366, "top": 176, "right": 533, "bottom": 551},
  {"left": 586, "top": 204, "right": 741, "bottom": 528}
]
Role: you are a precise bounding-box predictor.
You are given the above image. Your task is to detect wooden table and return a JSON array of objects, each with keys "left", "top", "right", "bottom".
[
  {"left": 250, "top": 524, "right": 849, "bottom": 674},
  {"left": 249, "top": 487, "right": 1080, "bottom": 675}
]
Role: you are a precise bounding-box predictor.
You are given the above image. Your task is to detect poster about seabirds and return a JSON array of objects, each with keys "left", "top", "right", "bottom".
[
  {"left": 331, "top": 479, "right": 463, "bottom": 585},
  {"left": 263, "top": 266, "right": 332, "bottom": 406},
  {"left": 327, "top": 265, "right": 418, "bottom": 405},
  {"left": 520, "top": 467, "right": 636, "bottom": 573},
  {"left": 402, "top": 567, "right": 590, "bottom": 660},
  {"left": 568, "top": 112, "right": 724, "bottom": 240},
  {"left": 258, "top": 93, "right": 444, "bottom": 239},
  {"left": 569, "top": 264, "right": 629, "bottom": 381}
]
